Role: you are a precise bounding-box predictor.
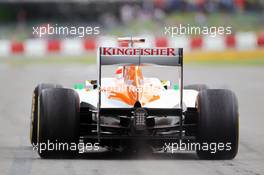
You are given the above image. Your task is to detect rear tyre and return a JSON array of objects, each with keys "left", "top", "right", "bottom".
[
  {"left": 196, "top": 89, "right": 239, "bottom": 160},
  {"left": 184, "top": 84, "right": 208, "bottom": 92},
  {"left": 38, "top": 88, "right": 80, "bottom": 158},
  {"left": 30, "top": 83, "right": 62, "bottom": 145}
]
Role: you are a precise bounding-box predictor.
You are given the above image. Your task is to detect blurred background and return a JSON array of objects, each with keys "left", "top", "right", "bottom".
[
  {"left": 0, "top": 0, "right": 263, "bottom": 64},
  {"left": 1, "top": 1, "right": 264, "bottom": 175}
]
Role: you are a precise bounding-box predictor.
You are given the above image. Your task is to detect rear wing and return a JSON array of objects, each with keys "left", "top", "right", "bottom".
[
  {"left": 99, "top": 47, "right": 183, "bottom": 66},
  {"left": 97, "top": 46, "right": 184, "bottom": 107},
  {"left": 96, "top": 46, "right": 184, "bottom": 141}
]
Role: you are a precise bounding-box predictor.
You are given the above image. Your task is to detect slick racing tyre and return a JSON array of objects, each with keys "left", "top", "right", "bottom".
[
  {"left": 30, "top": 83, "right": 62, "bottom": 146},
  {"left": 184, "top": 84, "right": 208, "bottom": 92},
  {"left": 196, "top": 89, "right": 239, "bottom": 160},
  {"left": 37, "top": 88, "right": 80, "bottom": 158}
]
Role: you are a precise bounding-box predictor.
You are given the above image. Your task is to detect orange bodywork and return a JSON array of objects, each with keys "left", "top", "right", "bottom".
[{"left": 107, "top": 65, "right": 161, "bottom": 106}]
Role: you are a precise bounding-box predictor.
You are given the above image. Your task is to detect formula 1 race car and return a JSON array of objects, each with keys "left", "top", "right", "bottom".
[{"left": 30, "top": 37, "right": 239, "bottom": 159}]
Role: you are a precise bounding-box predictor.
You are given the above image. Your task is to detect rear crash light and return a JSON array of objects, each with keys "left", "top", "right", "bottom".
[{"left": 133, "top": 108, "right": 147, "bottom": 131}]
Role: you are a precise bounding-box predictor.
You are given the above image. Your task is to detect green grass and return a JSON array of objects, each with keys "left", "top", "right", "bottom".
[
  {"left": 0, "top": 55, "right": 96, "bottom": 65},
  {"left": 184, "top": 57, "right": 264, "bottom": 66},
  {"left": 1, "top": 55, "right": 264, "bottom": 67},
  {"left": 1, "top": 12, "right": 263, "bottom": 40},
  {"left": 109, "top": 12, "right": 264, "bottom": 36},
  {"left": 166, "top": 12, "right": 263, "bottom": 31}
]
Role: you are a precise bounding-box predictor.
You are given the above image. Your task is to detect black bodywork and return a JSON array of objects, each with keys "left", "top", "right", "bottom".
[{"left": 79, "top": 103, "right": 198, "bottom": 149}]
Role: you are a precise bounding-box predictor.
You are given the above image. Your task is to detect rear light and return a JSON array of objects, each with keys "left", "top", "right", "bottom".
[{"left": 133, "top": 108, "right": 147, "bottom": 131}]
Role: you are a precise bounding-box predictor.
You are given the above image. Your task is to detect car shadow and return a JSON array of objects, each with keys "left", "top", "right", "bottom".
[
  {"left": 21, "top": 146, "right": 199, "bottom": 160},
  {"left": 75, "top": 151, "right": 199, "bottom": 160}
]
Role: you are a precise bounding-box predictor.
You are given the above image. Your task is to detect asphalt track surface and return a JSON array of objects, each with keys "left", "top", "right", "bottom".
[{"left": 0, "top": 63, "right": 263, "bottom": 175}]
